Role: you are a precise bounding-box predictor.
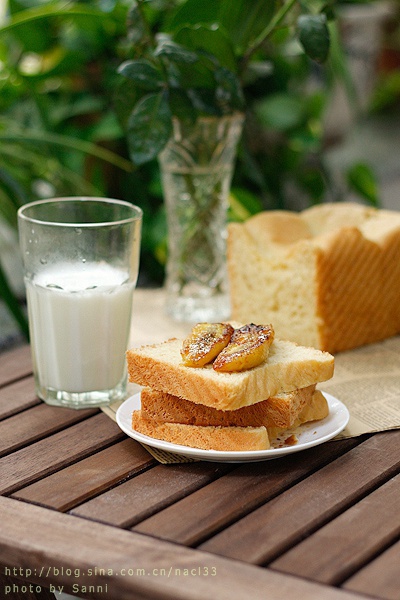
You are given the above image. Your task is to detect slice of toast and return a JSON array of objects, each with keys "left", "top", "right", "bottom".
[
  {"left": 140, "top": 385, "right": 316, "bottom": 429},
  {"left": 131, "top": 411, "right": 270, "bottom": 451},
  {"left": 126, "top": 337, "right": 334, "bottom": 411},
  {"left": 131, "top": 390, "right": 329, "bottom": 452},
  {"left": 267, "top": 389, "right": 329, "bottom": 440}
]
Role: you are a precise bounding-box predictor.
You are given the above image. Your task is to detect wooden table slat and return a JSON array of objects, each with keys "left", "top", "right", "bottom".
[
  {"left": 0, "top": 377, "right": 40, "bottom": 421},
  {"left": 343, "top": 538, "right": 400, "bottom": 600},
  {"left": 197, "top": 431, "right": 400, "bottom": 563},
  {"left": 0, "top": 495, "right": 365, "bottom": 600},
  {"left": 270, "top": 474, "right": 400, "bottom": 585},
  {"left": 0, "top": 402, "right": 98, "bottom": 457},
  {"left": 0, "top": 413, "right": 124, "bottom": 494},
  {"left": 0, "top": 344, "right": 32, "bottom": 386},
  {"left": 133, "top": 437, "right": 361, "bottom": 546},
  {"left": 72, "top": 462, "right": 233, "bottom": 527},
  {"left": 11, "top": 438, "right": 155, "bottom": 512}
]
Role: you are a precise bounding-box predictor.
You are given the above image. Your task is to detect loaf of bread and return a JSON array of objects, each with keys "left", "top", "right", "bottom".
[
  {"left": 140, "top": 384, "right": 316, "bottom": 429},
  {"left": 126, "top": 337, "right": 334, "bottom": 411},
  {"left": 132, "top": 411, "right": 270, "bottom": 451},
  {"left": 227, "top": 202, "right": 400, "bottom": 353}
]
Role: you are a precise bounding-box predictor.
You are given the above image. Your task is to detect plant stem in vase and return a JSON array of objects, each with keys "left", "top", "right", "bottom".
[{"left": 159, "top": 113, "right": 244, "bottom": 322}]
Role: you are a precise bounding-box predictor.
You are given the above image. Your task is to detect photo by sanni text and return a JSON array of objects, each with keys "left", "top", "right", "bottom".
[{"left": 18, "top": 197, "right": 142, "bottom": 409}]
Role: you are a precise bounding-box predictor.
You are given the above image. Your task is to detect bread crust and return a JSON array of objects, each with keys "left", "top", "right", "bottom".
[
  {"left": 140, "top": 385, "right": 316, "bottom": 429},
  {"left": 127, "top": 337, "right": 334, "bottom": 411},
  {"left": 228, "top": 203, "right": 400, "bottom": 353},
  {"left": 131, "top": 389, "right": 329, "bottom": 451},
  {"left": 131, "top": 411, "right": 270, "bottom": 451}
]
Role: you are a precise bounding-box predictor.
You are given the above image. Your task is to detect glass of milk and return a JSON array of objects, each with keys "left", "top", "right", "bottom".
[{"left": 18, "top": 197, "right": 142, "bottom": 409}]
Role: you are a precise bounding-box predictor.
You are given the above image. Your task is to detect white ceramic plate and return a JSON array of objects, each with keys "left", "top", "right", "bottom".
[{"left": 116, "top": 391, "right": 349, "bottom": 463}]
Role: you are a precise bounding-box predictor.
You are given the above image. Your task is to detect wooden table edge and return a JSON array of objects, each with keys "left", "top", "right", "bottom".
[{"left": 0, "top": 495, "right": 363, "bottom": 600}]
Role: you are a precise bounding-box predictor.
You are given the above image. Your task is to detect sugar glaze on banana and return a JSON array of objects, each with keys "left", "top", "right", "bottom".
[{"left": 181, "top": 322, "right": 275, "bottom": 372}]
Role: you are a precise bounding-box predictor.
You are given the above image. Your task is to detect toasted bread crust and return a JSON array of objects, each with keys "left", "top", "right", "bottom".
[
  {"left": 140, "top": 385, "right": 316, "bottom": 429},
  {"left": 131, "top": 389, "right": 329, "bottom": 451},
  {"left": 131, "top": 411, "right": 270, "bottom": 451},
  {"left": 228, "top": 203, "right": 400, "bottom": 353},
  {"left": 127, "top": 337, "right": 334, "bottom": 411}
]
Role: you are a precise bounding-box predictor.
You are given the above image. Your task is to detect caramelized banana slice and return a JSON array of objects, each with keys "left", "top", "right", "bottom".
[
  {"left": 181, "top": 322, "right": 234, "bottom": 367},
  {"left": 213, "top": 323, "right": 274, "bottom": 372}
]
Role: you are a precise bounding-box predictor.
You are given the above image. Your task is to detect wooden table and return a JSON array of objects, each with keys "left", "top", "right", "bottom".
[{"left": 0, "top": 290, "right": 399, "bottom": 600}]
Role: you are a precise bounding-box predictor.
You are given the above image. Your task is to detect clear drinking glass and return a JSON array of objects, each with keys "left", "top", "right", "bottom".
[{"left": 18, "top": 197, "right": 142, "bottom": 409}]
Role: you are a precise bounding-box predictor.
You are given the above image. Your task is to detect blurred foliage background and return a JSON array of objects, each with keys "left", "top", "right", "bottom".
[{"left": 0, "top": 0, "right": 399, "bottom": 338}]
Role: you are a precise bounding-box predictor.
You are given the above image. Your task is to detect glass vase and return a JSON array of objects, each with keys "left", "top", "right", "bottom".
[{"left": 159, "top": 113, "right": 244, "bottom": 322}]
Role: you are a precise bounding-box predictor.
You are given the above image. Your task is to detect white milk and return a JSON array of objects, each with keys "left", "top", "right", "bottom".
[{"left": 26, "top": 262, "right": 135, "bottom": 393}]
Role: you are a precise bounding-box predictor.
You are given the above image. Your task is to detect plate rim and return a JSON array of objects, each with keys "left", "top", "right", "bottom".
[{"left": 116, "top": 391, "right": 350, "bottom": 462}]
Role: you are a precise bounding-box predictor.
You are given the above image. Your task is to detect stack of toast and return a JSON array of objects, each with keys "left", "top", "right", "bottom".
[{"left": 126, "top": 323, "right": 335, "bottom": 452}]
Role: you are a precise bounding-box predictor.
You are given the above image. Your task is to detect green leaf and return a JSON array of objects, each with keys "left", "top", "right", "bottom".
[
  {"left": 164, "top": 0, "right": 219, "bottom": 31},
  {"left": 18, "top": 49, "right": 86, "bottom": 81},
  {"left": 6, "top": 16, "right": 53, "bottom": 54},
  {"left": 297, "top": 14, "right": 330, "bottom": 63},
  {"left": 118, "top": 59, "right": 164, "bottom": 90},
  {"left": 297, "top": 166, "right": 326, "bottom": 202},
  {"left": 326, "top": 20, "right": 357, "bottom": 108},
  {"left": 174, "top": 24, "right": 237, "bottom": 73},
  {"left": 126, "top": 2, "right": 148, "bottom": 47},
  {"left": 242, "top": 60, "right": 274, "bottom": 85},
  {"left": 321, "top": 2, "right": 337, "bottom": 21},
  {"left": 289, "top": 129, "right": 321, "bottom": 154},
  {"left": 0, "top": 3, "right": 107, "bottom": 36},
  {"left": 89, "top": 111, "right": 123, "bottom": 142},
  {"left": 256, "top": 93, "right": 305, "bottom": 131},
  {"left": 304, "top": 91, "right": 326, "bottom": 120},
  {"left": 0, "top": 166, "right": 28, "bottom": 209},
  {"left": 0, "top": 261, "right": 29, "bottom": 340},
  {"left": 369, "top": 71, "right": 400, "bottom": 113},
  {"left": 168, "top": 89, "right": 196, "bottom": 123},
  {"left": 154, "top": 39, "right": 199, "bottom": 64},
  {"left": 187, "top": 88, "right": 221, "bottom": 116},
  {"left": 0, "top": 188, "right": 19, "bottom": 229},
  {"left": 113, "top": 77, "right": 142, "bottom": 130},
  {"left": 219, "top": 0, "right": 276, "bottom": 54},
  {"left": 346, "top": 163, "right": 380, "bottom": 207},
  {"left": 126, "top": 92, "right": 172, "bottom": 165},
  {"left": 229, "top": 187, "right": 263, "bottom": 221},
  {"left": 0, "top": 123, "right": 133, "bottom": 171},
  {"left": 172, "top": 52, "right": 216, "bottom": 90},
  {"left": 215, "top": 67, "right": 244, "bottom": 112}
]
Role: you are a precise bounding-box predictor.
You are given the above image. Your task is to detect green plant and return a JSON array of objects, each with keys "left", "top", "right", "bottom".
[
  {"left": 0, "top": 0, "right": 135, "bottom": 338},
  {"left": 0, "top": 0, "right": 381, "bottom": 341},
  {"left": 117, "top": 0, "right": 333, "bottom": 165},
  {"left": 116, "top": 0, "right": 380, "bottom": 212}
]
